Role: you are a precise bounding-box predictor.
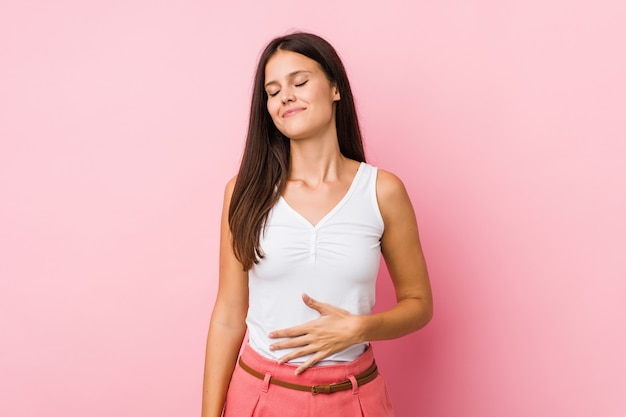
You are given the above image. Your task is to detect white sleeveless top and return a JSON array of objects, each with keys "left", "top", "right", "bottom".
[{"left": 246, "top": 162, "right": 385, "bottom": 364}]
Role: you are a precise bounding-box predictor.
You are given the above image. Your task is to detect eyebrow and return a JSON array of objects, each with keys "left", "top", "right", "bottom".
[{"left": 264, "top": 70, "right": 312, "bottom": 88}]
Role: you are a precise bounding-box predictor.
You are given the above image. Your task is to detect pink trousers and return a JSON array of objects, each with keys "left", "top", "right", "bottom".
[{"left": 223, "top": 344, "right": 394, "bottom": 417}]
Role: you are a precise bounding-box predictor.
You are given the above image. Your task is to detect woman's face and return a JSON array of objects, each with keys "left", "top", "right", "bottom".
[{"left": 264, "top": 50, "right": 340, "bottom": 141}]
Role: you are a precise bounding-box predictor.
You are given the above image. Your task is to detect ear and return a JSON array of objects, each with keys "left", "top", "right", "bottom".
[{"left": 332, "top": 85, "right": 341, "bottom": 101}]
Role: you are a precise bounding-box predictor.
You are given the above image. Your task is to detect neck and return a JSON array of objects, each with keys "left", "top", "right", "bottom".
[{"left": 288, "top": 131, "right": 347, "bottom": 183}]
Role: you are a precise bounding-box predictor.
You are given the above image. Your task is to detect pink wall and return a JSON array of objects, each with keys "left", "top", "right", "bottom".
[{"left": 1, "top": 1, "right": 624, "bottom": 416}]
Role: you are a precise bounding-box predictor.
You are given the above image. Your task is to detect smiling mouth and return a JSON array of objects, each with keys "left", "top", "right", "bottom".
[{"left": 282, "top": 108, "right": 305, "bottom": 118}]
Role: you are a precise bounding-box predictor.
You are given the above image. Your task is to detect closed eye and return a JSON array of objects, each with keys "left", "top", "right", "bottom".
[{"left": 267, "top": 80, "right": 307, "bottom": 98}]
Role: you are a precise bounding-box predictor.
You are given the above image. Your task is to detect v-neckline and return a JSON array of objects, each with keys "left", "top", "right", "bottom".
[{"left": 279, "top": 162, "right": 365, "bottom": 229}]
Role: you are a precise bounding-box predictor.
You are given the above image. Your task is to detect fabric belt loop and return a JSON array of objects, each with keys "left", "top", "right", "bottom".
[
  {"left": 349, "top": 375, "right": 358, "bottom": 395},
  {"left": 262, "top": 373, "right": 272, "bottom": 393}
]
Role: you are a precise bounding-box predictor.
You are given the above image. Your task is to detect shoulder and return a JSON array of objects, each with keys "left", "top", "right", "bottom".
[
  {"left": 224, "top": 175, "right": 238, "bottom": 198},
  {"left": 374, "top": 168, "right": 415, "bottom": 219},
  {"left": 219, "top": 175, "right": 238, "bottom": 211},
  {"left": 375, "top": 168, "right": 409, "bottom": 201}
]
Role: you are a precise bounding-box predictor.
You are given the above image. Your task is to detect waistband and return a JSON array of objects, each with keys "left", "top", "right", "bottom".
[{"left": 238, "top": 343, "right": 377, "bottom": 386}]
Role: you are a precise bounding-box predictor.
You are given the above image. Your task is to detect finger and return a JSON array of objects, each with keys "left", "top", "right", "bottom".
[
  {"left": 268, "top": 325, "right": 307, "bottom": 339},
  {"left": 276, "top": 346, "right": 316, "bottom": 365},
  {"left": 294, "top": 353, "right": 324, "bottom": 375},
  {"left": 301, "top": 293, "right": 332, "bottom": 315},
  {"left": 269, "top": 334, "right": 310, "bottom": 351}
]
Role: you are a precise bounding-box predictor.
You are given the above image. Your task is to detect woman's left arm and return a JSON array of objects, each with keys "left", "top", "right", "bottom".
[{"left": 358, "top": 168, "right": 433, "bottom": 341}]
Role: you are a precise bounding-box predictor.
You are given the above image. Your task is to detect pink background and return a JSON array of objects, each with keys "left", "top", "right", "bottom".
[{"left": 1, "top": 1, "right": 625, "bottom": 416}]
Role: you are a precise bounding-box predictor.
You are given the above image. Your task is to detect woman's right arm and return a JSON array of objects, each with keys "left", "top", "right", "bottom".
[{"left": 201, "top": 177, "right": 249, "bottom": 417}]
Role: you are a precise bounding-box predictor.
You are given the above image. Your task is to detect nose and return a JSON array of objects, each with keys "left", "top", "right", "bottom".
[{"left": 280, "top": 88, "right": 295, "bottom": 104}]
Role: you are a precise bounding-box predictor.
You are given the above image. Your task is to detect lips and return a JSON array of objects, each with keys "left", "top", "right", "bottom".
[{"left": 282, "top": 107, "right": 306, "bottom": 118}]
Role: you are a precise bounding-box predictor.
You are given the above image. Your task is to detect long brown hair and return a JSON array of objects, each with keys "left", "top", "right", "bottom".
[{"left": 229, "top": 32, "right": 366, "bottom": 270}]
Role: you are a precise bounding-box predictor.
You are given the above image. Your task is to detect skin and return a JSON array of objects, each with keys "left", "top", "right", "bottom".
[{"left": 201, "top": 50, "right": 433, "bottom": 417}]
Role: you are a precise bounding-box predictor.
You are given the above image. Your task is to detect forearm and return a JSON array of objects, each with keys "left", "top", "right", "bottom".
[
  {"left": 201, "top": 320, "right": 247, "bottom": 417},
  {"left": 358, "top": 297, "right": 432, "bottom": 342}
]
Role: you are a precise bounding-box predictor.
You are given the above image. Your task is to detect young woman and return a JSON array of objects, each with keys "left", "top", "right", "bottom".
[{"left": 201, "top": 32, "right": 432, "bottom": 417}]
